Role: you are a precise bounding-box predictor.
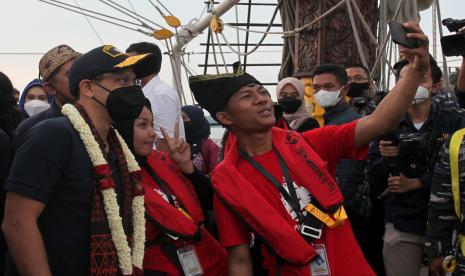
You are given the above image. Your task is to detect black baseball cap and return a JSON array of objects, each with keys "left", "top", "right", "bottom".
[{"left": 69, "top": 45, "right": 157, "bottom": 96}]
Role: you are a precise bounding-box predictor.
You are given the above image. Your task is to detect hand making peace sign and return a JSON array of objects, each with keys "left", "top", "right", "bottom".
[{"left": 160, "top": 121, "right": 194, "bottom": 174}]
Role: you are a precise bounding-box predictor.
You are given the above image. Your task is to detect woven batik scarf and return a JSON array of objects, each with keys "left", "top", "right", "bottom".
[{"left": 75, "top": 104, "right": 134, "bottom": 275}]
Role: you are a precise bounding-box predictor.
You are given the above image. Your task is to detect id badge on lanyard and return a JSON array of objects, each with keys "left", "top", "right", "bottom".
[
  {"left": 176, "top": 245, "right": 203, "bottom": 276},
  {"left": 310, "top": 243, "right": 331, "bottom": 276}
]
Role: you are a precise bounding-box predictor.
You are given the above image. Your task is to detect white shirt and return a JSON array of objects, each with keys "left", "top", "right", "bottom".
[
  {"left": 413, "top": 122, "right": 424, "bottom": 130},
  {"left": 142, "top": 75, "right": 185, "bottom": 140}
]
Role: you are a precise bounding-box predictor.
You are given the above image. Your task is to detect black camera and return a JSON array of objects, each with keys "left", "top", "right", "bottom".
[
  {"left": 350, "top": 91, "right": 387, "bottom": 116},
  {"left": 351, "top": 97, "right": 373, "bottom": 115},
  {"left": 442, "top": 18, "right": 465, "bottom": 33},
  {"left": 398, "top": 132, "right": 428, "bottom": 155},
  {"left": 441, "top": 34, "right": 465, "bottom": 57},
  {"left": 382, "top": 131, "right": 432, "bottom": 177},
  {"left": 381, "top": 131, "right": 400, "bottom": 176},
  {"left": 441, "top": 18, "right": 465, "bottom": 57}
]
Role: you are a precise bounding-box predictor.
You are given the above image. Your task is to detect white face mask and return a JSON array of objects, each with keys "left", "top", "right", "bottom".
[
  {"left": 24, "top": 100, "right": 50, "bottom": 116},
  {"left": 412, "top": 86, "right": 430, "bottom": 105},
  {"left": 314, "top": 88, "right": 341, "bottom": 108}
]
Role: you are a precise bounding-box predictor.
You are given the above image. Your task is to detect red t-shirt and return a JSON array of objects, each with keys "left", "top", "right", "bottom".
[{"left": 215, "top": 121, "right": 371, "bottom": 275}]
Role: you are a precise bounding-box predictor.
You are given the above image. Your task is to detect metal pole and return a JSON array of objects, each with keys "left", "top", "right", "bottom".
[
  {"left": 243, "top": 0, "right": 252, "bottom": 71},
  {"left": 432, "top": 1, "right": 437, "bottom": 60},
  {"left": 203, "top": 28, "right": 212, "bottom": 74},
  {"left": 434, "top": 0, "right": 450, "bottom": 87},
  {"left": 171, "top": 0, "right": 239, "bottom": 93}
]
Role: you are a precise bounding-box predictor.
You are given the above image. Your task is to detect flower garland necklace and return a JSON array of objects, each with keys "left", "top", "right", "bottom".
[{"left": 62, "top": 104, "right": 145, "bottom": 275}]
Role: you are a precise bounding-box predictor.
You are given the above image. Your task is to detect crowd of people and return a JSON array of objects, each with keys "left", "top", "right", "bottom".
[{"left": 0, "top": 21, "right": 465, "bottom": 276}]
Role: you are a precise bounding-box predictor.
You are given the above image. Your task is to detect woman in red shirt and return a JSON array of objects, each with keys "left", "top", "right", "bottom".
[{"left": 114, "top": 101, "right": 227, "bottom": 275}]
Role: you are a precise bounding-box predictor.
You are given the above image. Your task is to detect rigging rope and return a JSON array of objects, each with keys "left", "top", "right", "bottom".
[
  {"left": 370, "top": 0, "right": 405, "bottom": 77},
  {"left": 39, "top": 0, "right": 152, "bottom": 35},
  {"left": 222, "top": 0, "right": 344, "bottom": 35},
  {"left": 100, "top": 0, "right": 163, "bottom": 29},
  {"left": 44, "top": 0, "right": 150, "bottom": 29},
  {"left": 434, "top": 0, "right": 449, "bottom": 87},
  {"left": 210, "top": 33, "right": 221, "bottom": 74},
  {"left": 148, "top": 0, "right": 166, "bottom": 18},
  {"left": 73, "top": 0, "right": 104, "bottom": 44},
  {"left": 154, "top": 0, "right": 173, "bottom": 16},
  {"left": 348, "top": 0, "right": 395, "bottom": 76},
  {"left": 387, "top": 38, "right": 394, "bottom": 89},
  {"left": 234, "top": 4, "right": 241, "bottom": 61},
  {"left": 345, "top": 0, "right": 370, "bottom": 72},
  {"left": 214, "top": 32, "right": 229, "bottom": 73},
  {"left": 217, "top": 0, "right": 281, "bottom": 57},
  {"left": 164, "top": 40, "right": 185, "bottom": 104},
  {"left": 168, "top": 38, "right": 187, "bottom": 104},
  {"left": 98, "top": 0, "right": 152, "bottom": 29},
  {"left": 126, "top": 0, "right": 143, "bottom": 24}
]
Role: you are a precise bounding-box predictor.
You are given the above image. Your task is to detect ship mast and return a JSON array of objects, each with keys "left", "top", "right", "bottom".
[{"left": 171, "top": 0, "right": 239, "bottom": 99}]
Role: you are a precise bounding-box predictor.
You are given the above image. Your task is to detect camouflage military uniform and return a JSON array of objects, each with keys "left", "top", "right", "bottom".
[
  {"left": 433, "top": 87, "right": 465, "bottom": 115},
  {"left": 425, "top": 138, "right": 465, "bottom": 274}
]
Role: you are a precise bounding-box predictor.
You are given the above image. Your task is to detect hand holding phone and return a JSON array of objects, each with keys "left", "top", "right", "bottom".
[
  {"left": 397, "top": 22, "right": 430, "bottom": 78},
  {"left": 389, "top": 21, "right": 419, "bottom": 49}
]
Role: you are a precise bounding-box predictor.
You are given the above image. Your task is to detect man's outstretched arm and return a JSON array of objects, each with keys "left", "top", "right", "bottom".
[{"left": 354, "top": 22, "right": 430, "bottom": 148}]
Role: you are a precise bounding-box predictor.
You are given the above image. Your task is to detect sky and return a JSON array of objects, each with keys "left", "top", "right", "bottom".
[{"left": 0, "top": 0, "right": 464, "bottom": 101}]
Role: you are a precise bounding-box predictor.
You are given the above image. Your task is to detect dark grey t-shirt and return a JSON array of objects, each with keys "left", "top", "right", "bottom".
[{"left": 5, "top": 117, "right": 123, "bottom": 275}]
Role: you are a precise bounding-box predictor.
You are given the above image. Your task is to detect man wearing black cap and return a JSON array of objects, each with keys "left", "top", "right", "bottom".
[
  {"left": 188, "top": 22, "right": 429, "bottom": 275},
  {"left": 3, "top": 45, "right": 156, "bottom": 276}
]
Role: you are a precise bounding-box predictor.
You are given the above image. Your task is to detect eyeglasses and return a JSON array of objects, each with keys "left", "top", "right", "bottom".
[{"left": 95, "top": 73, "right": 137, "bottom": 86}]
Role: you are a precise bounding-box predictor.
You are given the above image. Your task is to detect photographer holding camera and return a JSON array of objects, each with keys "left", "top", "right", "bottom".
[
  {"left": 434, "top": 19, "right": 465, "bottom": 112},
  {"left": 345, "top": 64, "right": 387, "bottom": 117},
  {"left": 366, "top": 57, "right": 465, "bottom": 276}
]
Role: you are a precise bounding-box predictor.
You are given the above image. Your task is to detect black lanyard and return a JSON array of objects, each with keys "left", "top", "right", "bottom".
[
  {"left": 144, "top": 164, "right": 176, "bottom": 207},
  {"left": 239, "top": 148, "right": 304, "bottom": 222}
]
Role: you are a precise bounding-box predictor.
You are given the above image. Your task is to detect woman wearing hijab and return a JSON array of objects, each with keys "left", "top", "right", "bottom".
[
  {"left": 181, "top": 105, "right": 219, "bottom": 175},
  {"left": 18, "top": 79, "right": 51, "bottom": 118},
  {"left": 276, "top": 77, "right": 319, "bottom": 132},
  {"left": 114, "top": 101, "right": 227, "bottom": 276}
]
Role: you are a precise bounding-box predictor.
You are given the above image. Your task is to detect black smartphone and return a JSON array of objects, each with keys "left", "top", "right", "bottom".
[
  {"left": 388, "top": 21, "right": 419, "bottom": 49},
  {"left": 441, "top": 33, "right": 465, "bottom": 56}
]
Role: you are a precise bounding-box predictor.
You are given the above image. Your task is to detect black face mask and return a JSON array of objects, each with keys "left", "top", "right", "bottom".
[
  {"left": 347, "top": 82, "right": 370, "bottom": 98},
  {"left": 278, "top": 96, "right": 301, "bottom": 114},
  {"left": 93, "top": 83, "right": 146, "bottom": 121},
  {"left": 183, "top": 121, "right": 194, "bottom": 139}
]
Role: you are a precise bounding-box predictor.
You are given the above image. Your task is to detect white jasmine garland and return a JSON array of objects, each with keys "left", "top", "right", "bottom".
[
  {"left": 114, "top": 130, "right": 145, "bottom": 269},
  {"left": 62, "top": 104, "right": 145, "bottom": 275},
  {"left": 115, "top": 131, "right": 139, "bottom": 172},
  {"left": 131, "top": 195, "right": 146, "bottom": 268},
  {"left": 62, "top": 104, "right": 106, "bottom": 166}
]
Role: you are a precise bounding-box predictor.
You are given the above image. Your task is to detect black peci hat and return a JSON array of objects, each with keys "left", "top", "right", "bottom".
[{"left": 188, "top": 72, "right": 261, "bottom": 121}]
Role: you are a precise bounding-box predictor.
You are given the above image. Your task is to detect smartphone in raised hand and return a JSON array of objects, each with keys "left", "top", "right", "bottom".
[{"left": 388, "top": 21, "right": 419, "bottom": 49}]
